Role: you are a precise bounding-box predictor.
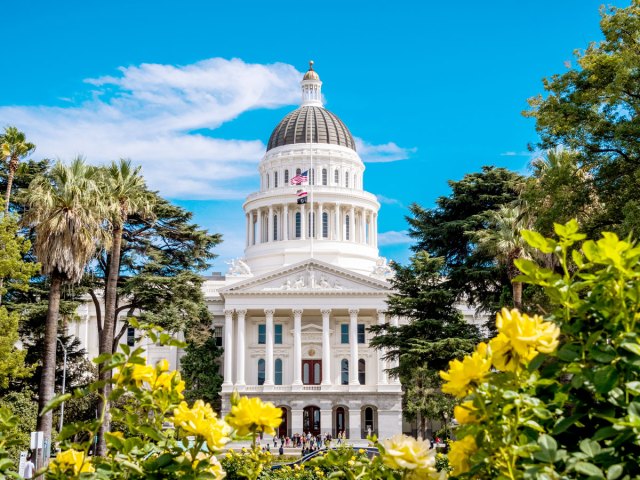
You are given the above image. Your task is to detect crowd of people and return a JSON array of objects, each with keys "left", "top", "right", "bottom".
[{"left": 260, "top": 431, "right": 350, "bottom": 456}]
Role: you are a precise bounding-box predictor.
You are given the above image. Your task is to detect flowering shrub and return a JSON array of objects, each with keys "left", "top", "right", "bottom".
[{"left": 441, "top": 221, "right": 640, "bottom": 478}]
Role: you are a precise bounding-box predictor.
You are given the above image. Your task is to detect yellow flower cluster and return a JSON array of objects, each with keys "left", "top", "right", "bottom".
[
  {"left": 172, "top": 400, "right": 231, "bottom": 450},
  {"left": 184, "top": 451, "right": 225, "bottom": 479},
  {"left": 489, "top": 308, "right": 560, "bottom": 372},
  {"left": 440, "top": 342, "right": 492, "bottom": 398},
  {"left": 225, "top": 395, "right": 283, "bottom": 436},
  {"left": 381, "top": 434, "right": 443, "bottom": 479},
  {"left": 49, "top": 449, "right": 94, "bottom": 475},
  {"left": 115, "top": 359, "right": 185, "bottom": 397},
  {"left": 448, "top": 435, "right": 477, "bottom": 476},
  {"left": 453, "top": 400, "right": 477, "bottom": 425}
]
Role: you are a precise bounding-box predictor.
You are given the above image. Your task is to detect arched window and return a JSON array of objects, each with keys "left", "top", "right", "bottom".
[
  {"left": 364, "top": 407, "right": 375, "bottom": 434},
  {"left": 345, "top": 172, "right": 349, "bottom": 188},
  {"left": 273, "top": 214, "right": 278, "bottom": 241},
  {"left": 296, "top": 168, "right": 301, "bottom": 175},
  {"left": 358, "top": 359, "right": 366, "bottom": 385},
  {"left": 266, "top": 174, "right": 270, "bottom": 189},
  {"left": 345, "top": 215, "right": 350, "bottom": 240},
  {"left": 274, "top": 171, "right": 279, "bottom": 188},
  {"left": 308, "top": 212, "right": 315, "bottom": 238},
  {"left": 275, "top": 359, "right": 283, "bottom": 385},
  {"left": 310, "top": 169, "right": 315, "bottom": 185},
  {"left": 295, "top": 212, "right": 301, "bottom": 238},
  {"left": 284, "top": 170, "right": 289, "bottom": 184},
  {"left": 322, "top": 168, "right": 327, "bottom": 185},
  {"left": 322, "top": 212, "right": 328, "bottom": 238},
  {"left": 341, "top": 359, "right": 349, "bottom": 385},
  {"left": 258, "top": 359, "right": 265, "bottom": 385},
  {"left": 334, "top": 169, "right": 339, "bottom": 184}
]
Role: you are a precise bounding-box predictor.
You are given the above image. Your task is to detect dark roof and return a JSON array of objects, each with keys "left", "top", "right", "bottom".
[{"left": 267, "top": 106, "right": 356, "bottom": 152}]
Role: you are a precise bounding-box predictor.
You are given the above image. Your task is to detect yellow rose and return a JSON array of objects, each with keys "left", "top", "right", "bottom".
[
  {"left": 225, "top": 396, "right": 282, "bottom": 436},
  {"left": 130, "top": 363, "right": 156, "bottom": 385},
  {"left": 173, "top": 400, "right": 231, "bottom": 450},
  {"left": 453, "top": 400, "right": 478, "bottom": 425},
  {"left": 440, "top": 342, "right": 492, "bottom": 398},
  {"left": 49, "top": 449, "right": 94, "bottom": 475},
  {"left": 448, "top": 435, "right": 477, "bottom": 476},
  {"left": 154, "top": 370, "right": 186, "bottom": 397},
  {"left": 381, "top": 434, "right": 440, "bottom": 477},
  {"left": 157, "top": 359, "right": 170, "bottom": 372},
  {"left": 491, "top": 309, "right": 560, "bottom": 371}
]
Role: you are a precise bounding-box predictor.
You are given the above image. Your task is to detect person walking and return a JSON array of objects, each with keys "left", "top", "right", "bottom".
[{"left": 22, "top": 452, "right": 35, "bottom": 479}]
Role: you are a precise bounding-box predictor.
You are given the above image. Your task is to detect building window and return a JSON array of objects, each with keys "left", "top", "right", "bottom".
[
  {"left": 341, "top": 359, "right": 349, "bottom": 385},
  {"left": 296, "top": 168, "right": 301, "bottom": 175},
  {"left": 127, "top": 327, "right": 135, "bottom": 347},
  {"left": 275, "top": 324, "right": 283, "bottom": 344},
  {"left": 214, "top": 326, "right": 223, "bottom": 347},
  {"left": 273, "top": 214, "right": 278, "bottom": 241},
  {"left": 275, "top": 358, "right": 283, "bottom": 385},
  {"left": 358, "top": 359, "right": 366, "bottom": 385},
  {"left": 308, "top": 212, "right": 315, "bottom": 237},
  {"left": 345, "top": 215, "right": 350, "bottom": 240},
  {"left": 354, "top": 174, "right": 358, "bottom": 189},
  {"left": 310, "top": 169, "right": 315, "bottom": 185},
  {"left": 258, "top": 359, "right": 265, "bottom": 385},
  {"left": 295, "top": 212, "right": 301, "bottom": 238},
  {"left": 345, "top": 172, "right": 349, "bottom": 188},
  {"left": 358, "top": 324, "right": 366, "bottom": 344},
  {"left": 258, "top": 324, "right": 266, "bottom": 344},
  {"left": 266, "top": 174, "right": 270, "bottom": 189},
  {"left": 341, "top": 324, "right": 349, "bottom": 344},
  {"left": 334, "top": 169, "right": 339, "bottom": 184},
  {"left": 322, "top": 212, "right": 328, "bottom": 238},
  {"left": 274, "top": 171, "right": 279, "bottom": 188},
  {"left": 284, "top": 170, "right": 289, "bottom": 184},
  {"left": 322, "top": 168, "right": 327, "bottom": 185}
]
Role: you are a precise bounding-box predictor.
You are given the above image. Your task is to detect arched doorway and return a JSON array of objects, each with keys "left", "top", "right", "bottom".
[
  {"left": 303, "top": 406, "right": 321, "bottom": 436},
  {"left": 278, "top": 406, "right": 289, "bottom": 438},
  {"left": 334, "top": 406, "right": 349, "bottom": 437},
  {"left": 361, "top": 406, "right": 378, "bottom": 438}
]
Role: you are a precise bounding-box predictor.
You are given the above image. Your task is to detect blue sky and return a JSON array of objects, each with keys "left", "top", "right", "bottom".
[{"left": 1, "top": 0, "right": 627, "bottom": 272}]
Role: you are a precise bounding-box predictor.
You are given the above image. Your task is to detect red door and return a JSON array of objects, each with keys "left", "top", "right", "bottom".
[
  {"left": 303, "top": 406, "right": 321, "bottom": 436},
  {"left": 302, "top": 360, "right": 322, "bottom": 385}
]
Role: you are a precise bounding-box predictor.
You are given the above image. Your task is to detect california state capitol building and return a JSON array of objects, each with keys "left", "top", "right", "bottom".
[{"left": 68, "top": 62, "right": 485, "bottom": 440}]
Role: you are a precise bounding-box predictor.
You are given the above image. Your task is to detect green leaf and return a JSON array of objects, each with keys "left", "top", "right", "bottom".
[
  {"left": 40, "top": 393, "right": 72, "bottom": 415},
  {"left": 626, "top": 381, "right": 640, "bottom": 395},
  {"left": 621, "top": 342, "right": 640, "bottom": 356},
  {"left": 593, "top": 365, "right": 619, "bottom": 394},
  {"left": 579, "top": 439, "right": 601, "bottom": 457},
  {"left": 606, "top": 464, "right": 623, "bottom": 480},
  {"left": 575, "top": 462, "right": 604, "bottom": 478},
  {"left": 533, "top": 434, "right": 557, "bottom": 463},
  {"left": 557, "top": 343, "right": 581, "bottom": 362},
  {"left": 521, "top": 230, "right": 556, "bottom": 253}
]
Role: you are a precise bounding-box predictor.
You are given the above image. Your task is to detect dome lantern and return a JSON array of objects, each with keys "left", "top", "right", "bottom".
[{"left": 301, "top": 60, "right": 322, "bottom": 107}]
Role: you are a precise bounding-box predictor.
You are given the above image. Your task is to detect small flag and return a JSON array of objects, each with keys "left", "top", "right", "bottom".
[
  {"left": 291, "top": 170, "right": 308, "bottom": 185},
  {"left": 296, "top": 189, "right": 308, "bottom": 204}
]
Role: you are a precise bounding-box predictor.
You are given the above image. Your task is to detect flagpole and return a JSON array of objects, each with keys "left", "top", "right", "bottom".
[{"left": 309, "top": 108, "right": 314, "bottom": 261}]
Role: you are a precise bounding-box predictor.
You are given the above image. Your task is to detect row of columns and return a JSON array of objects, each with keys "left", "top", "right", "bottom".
[
  {"left": 261, "top": 168, "right": 363, "bottom": 192},
  {"left": 222, "top": 308, "right": 398, "bottom": 388},
  {"left": 245, "top": 203, "right": 378, "bottom": 247}
]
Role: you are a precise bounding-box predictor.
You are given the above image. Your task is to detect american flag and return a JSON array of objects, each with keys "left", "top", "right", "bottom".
[{"left": 290, "top": 170, "right": 308, "bottom": 185}]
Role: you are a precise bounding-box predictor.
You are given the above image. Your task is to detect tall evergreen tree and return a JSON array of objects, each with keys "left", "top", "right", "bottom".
[{"left": 0, "top": 127, "right": 35, "bottom": 214}]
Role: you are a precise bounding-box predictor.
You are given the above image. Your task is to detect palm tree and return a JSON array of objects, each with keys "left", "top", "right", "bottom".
[
  {"left": 22, "top": 158, "right": 108, "bottom": 457},
  {"left": 472, "top": 205, "right": 530, "bottom": 309},
  {"left": 96, "top": 159, "right": 154, "bottom": 456},
  {"left": 1, "top": 126, "right": 35, "bottom": 214}
]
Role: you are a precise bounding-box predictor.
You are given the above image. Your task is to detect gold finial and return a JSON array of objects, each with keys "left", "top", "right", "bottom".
[{"left": 309, "top": 60, "right": 314, "bottom": 71}]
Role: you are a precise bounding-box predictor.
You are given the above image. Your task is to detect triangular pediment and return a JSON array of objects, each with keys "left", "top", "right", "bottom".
[{"left": 219, "top": 259, "right": 391, "bottom": 296}]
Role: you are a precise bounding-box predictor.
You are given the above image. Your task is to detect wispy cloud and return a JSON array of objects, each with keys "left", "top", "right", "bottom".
[
  {"left": 0, "top": 58, "right": 302, "bottom": 199},
  {"left": 378, "top": 230, "right": 412, "bottom": 246},
  {"left": 355, "top": 138, "right": 416, "bottom": 163},
  {"left": 500, "top": 151, "right": 531, "bottom": 157},
  {"left": 375, "top": 194, "right": 404, "bottom": 207}
]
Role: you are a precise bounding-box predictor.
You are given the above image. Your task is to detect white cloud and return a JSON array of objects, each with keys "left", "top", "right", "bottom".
[
  {"left": 0, "top": 58, "right": 302, "bottom": 199},
  {"left": 500, "top": 151, "right": 531, "bottom": 157},
  {"left": 375, "top": 194, "right": 403, "bottom": 207},
  {"left": 378, "top": 230, "right": 412, "bottom": 246},
  {"left": 355, "top": 138, "right": 416, "bottom": 163}
]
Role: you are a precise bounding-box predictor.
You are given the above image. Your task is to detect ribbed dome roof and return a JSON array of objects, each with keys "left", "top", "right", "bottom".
[{"left": 267, "top": 106, "right": 356, "bottom": 152}]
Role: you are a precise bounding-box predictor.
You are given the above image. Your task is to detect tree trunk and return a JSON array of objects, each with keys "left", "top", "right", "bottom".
[
  {"left": 36, "top": 272, "right": 62, "bottom": 465},
  {"left": 4, "top": 155, "right": 18, "bottom": 214},
  {"left": 96, "top": 226, "right": 123, "bottom": 456},
  {"left": 513, "top": 280, "right": 523, "bottom": 310},
  {"left": 419, "top": 415, "right": 426, "bottom": 440}
]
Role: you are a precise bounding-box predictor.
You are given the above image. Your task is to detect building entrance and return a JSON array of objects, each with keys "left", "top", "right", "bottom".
[
  {"left": 303, "top": 406, "right": 321, "bottom": 436},
  {"left": 302, "top": 360, "right": 321, "bottom": 385},
  {"left": 278, "top": 407, "right": 288, "bottom": 438}
]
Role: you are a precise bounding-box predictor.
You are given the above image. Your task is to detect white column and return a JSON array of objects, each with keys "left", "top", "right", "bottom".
[
  {"left": 223, "top": 309, "right": 234, "bottom": 386},
  {"left": 377, "top": 310, "right": 388, "bottom": 384},
  {"left": 268, "top": 206, "right": 274, "bottom": 242},
  {"left": 367, "top": 211, "right": 373, "bottom": 245},
  {"left": 373, "top": 213, "right": 378, "bottom": 247},
  {"left": 334, "top": 204, "right": 341, "bottom": 241},
  {"left": 236, "top": 309, "right": 247, "bottom": 386},
  {"left": 283, "top": 204, "right": 289, "bottom": 241},
  {"left": 317, "top": 202, "right": 323, "bottom": 239},
  {"left": 321, "top": 309, "right": 331, "bottom": 386},
  {"left": 293, "top": 309, "right": 303, "bottom": 387},
  {"left": 349, "top": 309, "right": 359, "bottom": 385},
  {"left": 350, "top": 206, "right": 356, "bottom": 242},
  {"left": 250, "top": 211, "right": 255, "bottom": 245},
  {"left": 256, "top": 209, "right": 263, "bottom": 244},
  {"left": 300, "top": 204, "right": 306, "bottom": 240},
  {"left": 245, "top": 213, "right": 250, "bottom": 247},
  {"left": 264, "top": 309, "right": 275, "bottom": 386},
  {"left": 360, "top": 209, "right": 366, "bottom": 244}
]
